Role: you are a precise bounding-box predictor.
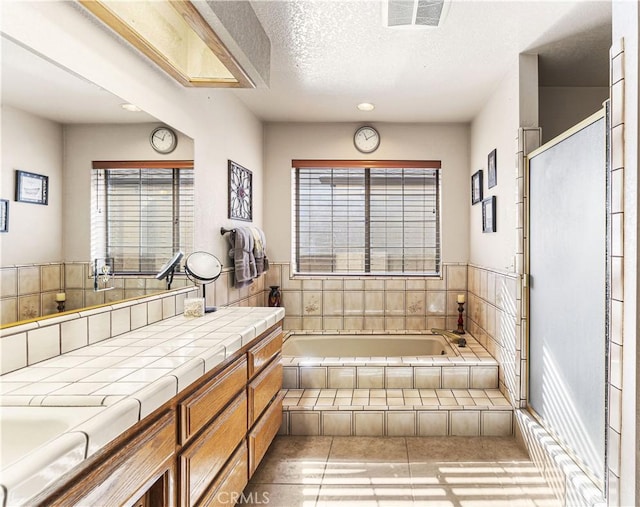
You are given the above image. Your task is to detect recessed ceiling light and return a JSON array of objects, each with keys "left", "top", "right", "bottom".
[
  {"left": 121, "top": 103, "right": 142, "bottom": 112},
  {"left": 357, "top": 102, "right": 375, "bottom": 112}
]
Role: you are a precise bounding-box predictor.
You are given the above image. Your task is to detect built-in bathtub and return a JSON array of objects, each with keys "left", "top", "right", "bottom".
[
  {"left": 282, "top": 332, "right": 456, "bottom": 358},
  {"left": 281, "top": 331, "right": 498, "bottom": 390}
]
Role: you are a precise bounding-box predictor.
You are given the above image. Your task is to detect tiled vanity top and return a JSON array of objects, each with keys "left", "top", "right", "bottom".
[
  {"left": 0, "top": 307, "right": 284, "bottom": 407},
  {"left": 0, "top": 306, "right": 285, "bottom": 506}
]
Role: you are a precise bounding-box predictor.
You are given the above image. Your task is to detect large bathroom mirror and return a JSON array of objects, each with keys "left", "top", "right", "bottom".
[{"left": 0, "top": 36, "right": 195, "bottom": 326}]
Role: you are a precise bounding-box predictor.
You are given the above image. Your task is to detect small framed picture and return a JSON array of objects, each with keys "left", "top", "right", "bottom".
[
  {"left": 15, "top": 170, "right": 49, "bottom": 205},
  {"left": 487, "top": 149, "right": 497, "bottom": 188},
  {"left": 0, "top": 199, "right": 8, "bottom": 233},
  {"left": 482, "top": 196, "right": 496, "bottom": 233},
  {"left": 471, "top": 170, "right": 483, "bottom": 205}
]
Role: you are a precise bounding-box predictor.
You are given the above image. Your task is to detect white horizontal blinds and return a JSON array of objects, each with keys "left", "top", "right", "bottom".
[
  {"left": 369, "top": 168, "right": 439, "bottom": 274},
  {"left": 92, "top": 166, "right": 194, "bottom": 274},
  {"left": 294, "top": 162, "right": 440, "bottom": 275},
  {"left": 296, "top": 168, "right": 366, "bottom": 273}
]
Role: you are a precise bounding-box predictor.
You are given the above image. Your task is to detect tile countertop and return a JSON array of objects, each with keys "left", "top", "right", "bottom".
[{"left": 0, "top": 306, "right": 285, "bottom": 507}]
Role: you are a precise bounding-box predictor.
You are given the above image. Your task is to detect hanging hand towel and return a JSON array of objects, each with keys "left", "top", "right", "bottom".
[
  {"left": 251, "top": 226, "right": 269, "bottom": 276},
  {"left": 228, "top": 227, "right": 256, "bottom": 288}
]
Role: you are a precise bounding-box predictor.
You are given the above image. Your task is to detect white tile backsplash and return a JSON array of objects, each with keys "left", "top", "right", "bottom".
[
  {"left": 61, "top": 318, "right": 88, "bottom": 353},
  {"left": 27, "top": 326, "right": 60, "bottom": 364},
  {"left": 88, "top": 313, "right": 111, "bottom": 344},
  {"left": 1, "top": 332, "right": 27, "bottom": 374},
  {"left": 111, "top": 308, "right": 131, "bottom": 337}
]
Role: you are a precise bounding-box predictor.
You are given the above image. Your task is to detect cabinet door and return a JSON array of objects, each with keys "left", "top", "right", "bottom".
[
  {"left": 179, "top": 356, "right": 247, "bottom": 444},
  {"left": 248, "top": 392, "right": 284, "bottom": 477},
  {"left": 197, "top": 441, "right": 249, "bottom": 507},
  {"left": 247, "top": 355, "right": 282, "bottom": 427},
  {"left": 180, "top": 392, "right": 248, "bottom": 507}
]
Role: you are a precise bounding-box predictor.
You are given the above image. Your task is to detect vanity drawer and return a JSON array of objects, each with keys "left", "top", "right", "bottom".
[
  {"left": 247, "top": 355, "right": 282, "bottom": 427},
  {"left": 179, "top": 356, "right": 247, "bottom": 444},
  {"left": 248, "top": 327, "right": 282, "bottom": 378},
  {"left": 198, "top": 441, "right": 249, "bottom": 507},
  {"left": 248, "top": 391, "right": 284, "bottom": 477},
  {"left": 180, "top": 392, "right": 248, "bottom": 507}
]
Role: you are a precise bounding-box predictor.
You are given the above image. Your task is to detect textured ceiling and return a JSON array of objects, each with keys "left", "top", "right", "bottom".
[
  {"left": 233, "top": 0, "right": 612, "bottom": 123},
  {"left": 1, "top": 1, "right": 611, "bottom": 126}
]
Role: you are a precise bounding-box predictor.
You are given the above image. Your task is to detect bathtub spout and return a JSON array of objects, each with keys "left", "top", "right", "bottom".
[{"left": 431, "top": 328, "right": 466, "bottom": 347}]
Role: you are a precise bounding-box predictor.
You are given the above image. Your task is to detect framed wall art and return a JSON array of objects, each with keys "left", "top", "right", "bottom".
[
  {"left": 487, "top": 149, "right": 497, "bottom": 188},
  {"left": 228, "top": 160, "right": 252, "bottom": 221},
  {"left": 0, "top": 199, "right": 8, "bottom": 233},
  {"left": 15, "top": 170, "right": 49, "bottom": 205},
  {"left": 471, "top": 170, "right": 483, "bottom": 205},
  {"left": 482, "top": 196, "right": 496, "bottom": 233}
]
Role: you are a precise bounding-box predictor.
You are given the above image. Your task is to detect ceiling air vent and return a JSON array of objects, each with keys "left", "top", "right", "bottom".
[{"left": 386, "top": 0, "right": 448, "bottom": 28}]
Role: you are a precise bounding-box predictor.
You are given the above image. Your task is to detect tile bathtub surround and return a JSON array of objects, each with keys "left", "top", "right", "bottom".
[
  {"left": 467, "top": 264, "right": 520, "bottom": 406},
  {"left": 266, "top": 262, "right": 467, "bottom": 332},
  {"left": 281, "top": 331, "right": 497, "bottom": 391},
  {"left": 244, "top": 435, "right": 559, "bottom": 506},
  {"left": 280, "top": 388, "right": 512, "bottom": 437}
]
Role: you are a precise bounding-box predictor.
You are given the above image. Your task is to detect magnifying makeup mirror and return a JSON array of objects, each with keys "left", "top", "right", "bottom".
[
  {"left": 155, "top": 251, "right": 184, "bottom": 289},
  {"left": 184, "top": 251, "right": 222, "bottom": 313}
]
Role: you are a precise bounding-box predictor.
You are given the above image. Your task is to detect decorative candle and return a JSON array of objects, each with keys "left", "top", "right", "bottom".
[
  {"left": 457, "top": 294, "right": 465, "bottom": 304},
  {"left": 55, "top": 292, "right": 66, "bottom": 302}
]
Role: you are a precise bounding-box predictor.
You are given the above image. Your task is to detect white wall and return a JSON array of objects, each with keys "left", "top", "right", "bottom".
[
  {"left": 263, "top": 122, "right": 470, "bottom": 265},
  {"left": 469, "top": 65, "right": 519, "bottom": 272},
  {"left": 2, "top": 1, "right": 264, "bottom": 268},
  {"left": 539, "top": 86, "right": 609, "bottom": 143},
  {"left": 0, "top": 106, "right": 63, "bottom": 264}
]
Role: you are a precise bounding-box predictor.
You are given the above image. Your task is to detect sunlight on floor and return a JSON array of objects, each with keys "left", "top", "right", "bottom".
[{"left": 243, "top": 436, "right": 561, "bottom": 506}]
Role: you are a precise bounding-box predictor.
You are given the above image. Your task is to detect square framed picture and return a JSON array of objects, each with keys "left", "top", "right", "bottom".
[
  {"left": 487, "top": 149, "right": 497, "bottom": 188},
  {"left": 0, "top": 199, "right": 8, "bottom": 233},
  {"left": 482, "top": 196, "right": 496, "bottom": 233},
  {"left": 228, "top": 160, "right": 253, "bottom": 222},
  {"left": 471, "top": 170, "right": 483, "bottom": 205},
  {"left": 15, "top": 170, "right": 49, "bottom": 205}
]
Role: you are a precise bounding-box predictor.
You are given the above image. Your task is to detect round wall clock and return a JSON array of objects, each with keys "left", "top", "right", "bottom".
[
  {"left": 354, "top": 125, "right": 380, "bottom": 153},
  {"left": 228, "top": 160, "right": 253, "bottom": 221},
  {"left": 150, "top": 126, "right": 178, "bottom": 154}
]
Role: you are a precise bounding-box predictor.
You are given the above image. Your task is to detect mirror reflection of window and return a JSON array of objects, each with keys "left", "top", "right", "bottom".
[{"left": 91, "top": 162, "right": 194, "bottom": 274}]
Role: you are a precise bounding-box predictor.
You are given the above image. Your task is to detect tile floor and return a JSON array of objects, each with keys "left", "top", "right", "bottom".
[{"left": 243, "top": 436, "right": 560, "bottom": 506}]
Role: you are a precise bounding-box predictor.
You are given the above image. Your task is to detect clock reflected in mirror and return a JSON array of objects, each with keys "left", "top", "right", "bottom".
[
  {"left": 228, "top": 160, "right": 253, "bottom": 221},
  {"left": 150, "top": 126, "right": 177, "bottom": 154}
]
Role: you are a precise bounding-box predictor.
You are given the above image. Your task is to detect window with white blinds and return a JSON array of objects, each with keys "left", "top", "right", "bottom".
[
  {"left": 293, "top": 160, "right": 441, "bottom": 275},
  {"left": 91, "top": 162, "right": 194, "bottom": 274}
]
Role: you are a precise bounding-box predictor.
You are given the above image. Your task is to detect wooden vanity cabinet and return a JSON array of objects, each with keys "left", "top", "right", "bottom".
[{"left": 30, "top": 324, "right": 283, "bottom": 507}]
